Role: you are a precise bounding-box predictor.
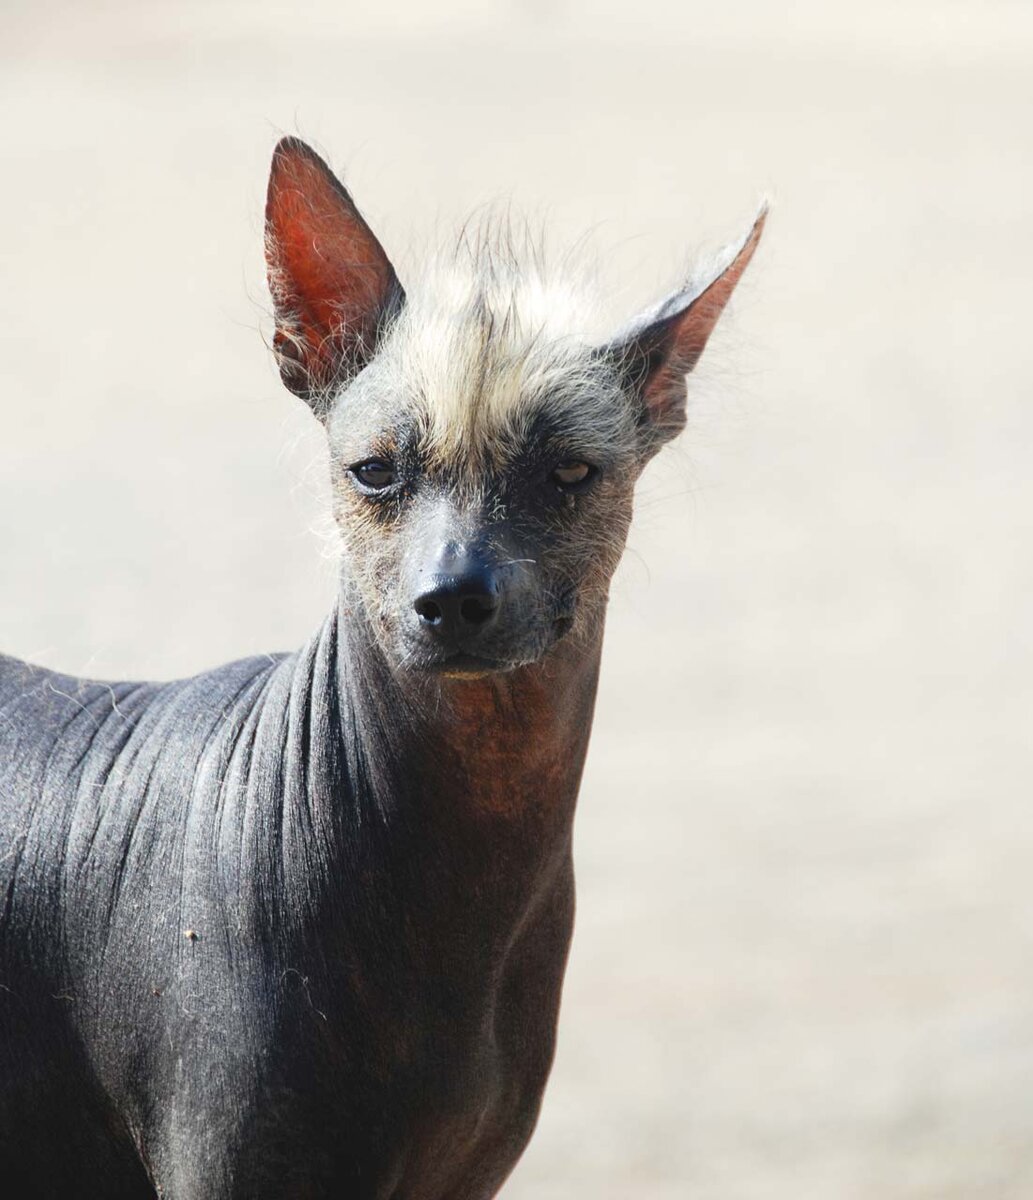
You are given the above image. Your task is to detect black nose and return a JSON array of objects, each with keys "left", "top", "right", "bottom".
[{"left": 414, "top": 562, "right": 500, "bottom": 643}]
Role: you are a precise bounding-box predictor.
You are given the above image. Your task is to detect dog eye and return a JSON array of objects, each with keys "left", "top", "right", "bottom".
[
  {"left": 552, "top": 460, "right": 596, "bottom": 491},
  {"left": 351, "top": 459, "right": 396, "bottom": 490}
]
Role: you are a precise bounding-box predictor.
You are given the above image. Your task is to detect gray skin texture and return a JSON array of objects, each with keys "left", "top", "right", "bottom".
[
  {"left": 0, "top": 139, "right": 761, "bottom": 1197},
  {"left": 0, "top": 609, "right": 599, "bottom": 1199}
]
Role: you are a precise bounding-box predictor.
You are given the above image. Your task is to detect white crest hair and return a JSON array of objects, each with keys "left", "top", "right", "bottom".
[{"left": 369, "top": 216, "right": 637, "bottom": 472}]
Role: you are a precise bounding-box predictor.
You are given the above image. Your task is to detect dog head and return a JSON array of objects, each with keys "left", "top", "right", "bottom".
[{"left": 265, "top": 138, "right": 763, "bottom": 677}]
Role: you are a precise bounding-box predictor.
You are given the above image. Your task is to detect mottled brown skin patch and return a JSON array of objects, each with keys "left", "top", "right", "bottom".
[{"left": 432, "top": 629, "right": 603, "bottom": 818}]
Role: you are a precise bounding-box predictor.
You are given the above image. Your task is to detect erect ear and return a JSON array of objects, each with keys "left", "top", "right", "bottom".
[
  {"left": 610, "top": 207, "right": 766, "bottom": 451},
  {"left": 265, "top": 137, "right": 404, "bottom": 416}
]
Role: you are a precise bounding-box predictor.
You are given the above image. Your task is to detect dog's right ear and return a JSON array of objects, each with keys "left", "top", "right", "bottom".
[{"left": 265, "top": 137, "right": 404, "bottom": 417}]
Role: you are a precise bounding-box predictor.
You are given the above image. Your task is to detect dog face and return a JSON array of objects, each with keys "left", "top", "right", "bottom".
[
  {"left": 265, "top": 138, "right": 763, "bottom": 676},
  {"left": 323, "top": 333, "right": 637, "bottom": 677}
]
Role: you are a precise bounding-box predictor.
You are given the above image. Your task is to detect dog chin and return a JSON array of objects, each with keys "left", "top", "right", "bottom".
[{"left": 430, "top": 653, "right": 512, "bottom": 680}]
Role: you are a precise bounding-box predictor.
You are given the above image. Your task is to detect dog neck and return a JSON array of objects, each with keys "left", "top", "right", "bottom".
[{"left": 333, "top": 584, "right": 604, "bottom": 835}]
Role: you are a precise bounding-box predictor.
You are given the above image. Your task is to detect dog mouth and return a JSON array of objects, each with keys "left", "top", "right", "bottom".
[
  {"left": 403, "top": 633, "right": 559, "bottom": 679},
  {"left": 393, "top": 599, "right": 577, "bottom": 679},
  {"left": 552, "top": 614, "right": 574, "bottom": 640}
]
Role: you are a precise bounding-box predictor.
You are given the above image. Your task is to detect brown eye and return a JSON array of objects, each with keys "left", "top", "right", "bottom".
[
  {"left": 352, "top": 459, "right": 396, "bottom": 490},
  {"left": 552, "top": 460, "right": 595, "bottom": 491}
]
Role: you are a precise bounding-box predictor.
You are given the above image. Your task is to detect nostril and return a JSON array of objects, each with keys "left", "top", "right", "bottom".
[
  {"left": 414, "top": 597, "right": 443, "bottom": 626},
  {"left": 460, "top": 594, "right": 496, "bottom": 626}
]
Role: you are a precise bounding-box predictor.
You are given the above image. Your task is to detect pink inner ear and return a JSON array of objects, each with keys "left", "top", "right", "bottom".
[{"left": 265, "top": 139, "right": 400, "bottom": 398}]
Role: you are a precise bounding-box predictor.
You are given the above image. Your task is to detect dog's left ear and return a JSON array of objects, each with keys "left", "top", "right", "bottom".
[
  {"left": 609, "top": 208, "right": 766, "bottom": 452},
  {"left": 265, "top": 137, "right": 405, "bottom": 417}
]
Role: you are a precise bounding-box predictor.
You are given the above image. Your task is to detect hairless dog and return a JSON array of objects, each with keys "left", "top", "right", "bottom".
[{"left": 0, "top": 138, "right": 763, "bottom": 1198}]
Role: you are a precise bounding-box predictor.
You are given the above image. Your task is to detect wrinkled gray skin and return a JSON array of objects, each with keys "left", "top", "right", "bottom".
[
  {"left": 0, "top": 139, "right": 762, "bottom": 1198},
  {"left": 0, "top": 614, "right": 596, "bottom": 1198}
]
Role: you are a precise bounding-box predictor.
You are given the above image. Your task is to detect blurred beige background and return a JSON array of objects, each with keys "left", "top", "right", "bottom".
[{"left": 3, "top": 1, "right": 1033, "bottom": 1195}]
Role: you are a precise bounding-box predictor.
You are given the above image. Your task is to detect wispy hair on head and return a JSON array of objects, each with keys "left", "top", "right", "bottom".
[{"left": 372, "top": 211, "right": 636, "bottom": 473}]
